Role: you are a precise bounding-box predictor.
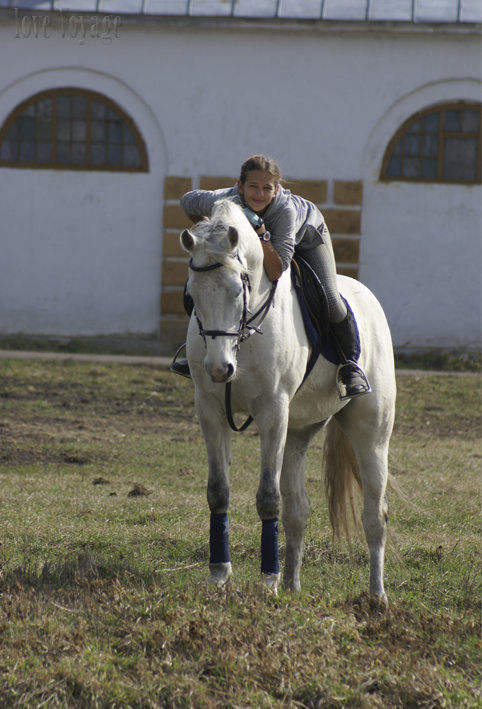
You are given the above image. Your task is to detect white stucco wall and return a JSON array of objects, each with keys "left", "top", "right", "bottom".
[
  {"left": 361, "top": 78, "right": 482, "bottom": 350},
  {"left": 0, "top": 14, "right": 480, "bottom": 347},
  {"left": 0, "top": 62, "right": 167, "bottom": 335}
]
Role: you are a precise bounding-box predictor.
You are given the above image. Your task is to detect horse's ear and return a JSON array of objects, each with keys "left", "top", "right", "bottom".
[
  {"left": 227, "top": 226, "right": 239, "bottom": 250},
  {"left": 181, "top": 229, "right": 196, "bottom": 253}
]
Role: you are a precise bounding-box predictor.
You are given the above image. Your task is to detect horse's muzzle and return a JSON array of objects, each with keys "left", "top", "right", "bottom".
[{"left": 206, "top": 361, "right": 236, "bottom": 383}]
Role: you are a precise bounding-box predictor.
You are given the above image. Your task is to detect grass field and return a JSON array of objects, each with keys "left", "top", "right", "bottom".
[{"left": 0, "top": 357, "right": 480, "bottom": 708}]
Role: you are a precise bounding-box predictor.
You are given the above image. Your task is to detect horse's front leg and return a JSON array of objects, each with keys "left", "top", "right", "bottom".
[
  {"left": 196, "top": 393, "right": 233, "bottom": 586},
  {"left": 281, "top": 423, "right": 325, "bottom": 591},
  {"left": 255, "top": 402, "right": 289, "bottom": 593}
]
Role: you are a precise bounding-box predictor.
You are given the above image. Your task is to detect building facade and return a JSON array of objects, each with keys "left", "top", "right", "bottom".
[{"left": 0, "top": 1, "right": 480, "bottom": 352}]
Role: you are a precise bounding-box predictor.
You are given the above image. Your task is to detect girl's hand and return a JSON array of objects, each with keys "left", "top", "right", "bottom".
[{"left": 187, "top": 215, "right": 209, "bottom": 224}]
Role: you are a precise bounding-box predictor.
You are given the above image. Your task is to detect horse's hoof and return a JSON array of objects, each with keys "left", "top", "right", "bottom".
[
  {"left": 208, "top": 562, "right": 232, "bottom": 587},
  {"left": 370, "top": 592, "right": 388, "bottom": 610},
  {"left": 283, "top": 579, "right": 301, "bottom": 593},
  {"left": 261, "top": 572, "right": 280, "bottom": 594}
]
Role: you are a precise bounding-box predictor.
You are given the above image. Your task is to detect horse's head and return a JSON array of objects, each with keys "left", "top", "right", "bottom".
[{"left": 181, "top": 200, "right": 259, "bottom": 383}]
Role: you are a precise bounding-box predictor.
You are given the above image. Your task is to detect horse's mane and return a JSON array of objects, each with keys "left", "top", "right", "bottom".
[
  {"left": 192, "top": 199, "right": 257, "bottom": 273},
  {"left": 212, "top": 198, "right": 246, "bottom": 228}
]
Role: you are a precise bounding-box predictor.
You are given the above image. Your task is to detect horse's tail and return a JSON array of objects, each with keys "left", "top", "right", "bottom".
[{"left": 323, "top": 417, "right": 362, "bottom": 545}]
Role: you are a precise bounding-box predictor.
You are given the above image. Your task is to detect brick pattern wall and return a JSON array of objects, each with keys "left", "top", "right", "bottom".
[{"left": 161, "top": 176, "right": 363, "bottom": 329}]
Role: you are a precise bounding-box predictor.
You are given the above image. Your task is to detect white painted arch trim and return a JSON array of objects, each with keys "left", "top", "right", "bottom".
[
  {"left": 0, "top": 66, "right": 167, "bottom": 175},
  {"left": 361, "top": 78, "right": 482, "bottom": 182}
]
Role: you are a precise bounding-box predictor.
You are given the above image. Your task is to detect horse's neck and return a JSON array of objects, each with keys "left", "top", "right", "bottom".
[{"left": 244, "top": 245, "right": 271, "bottom": 306}]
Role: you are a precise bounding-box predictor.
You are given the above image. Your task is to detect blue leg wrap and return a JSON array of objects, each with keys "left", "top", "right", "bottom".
[
  {"left": 261, "top": 518, "right": 279, "bottom": 574},
  {"left": 210, "top": 512, "right": 230, "bottom": 564}
]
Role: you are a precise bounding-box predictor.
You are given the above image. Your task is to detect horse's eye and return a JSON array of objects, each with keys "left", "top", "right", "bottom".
[{"left": 229, "top": 287, "right": 243, "bottom": 303}]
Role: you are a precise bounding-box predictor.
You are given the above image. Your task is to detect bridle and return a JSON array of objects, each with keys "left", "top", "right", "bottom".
[
  {"left": 189, "top": 254, "right": 277, "bottom": 351},
  {"left": 189, "top": 253, "right": 278, "bottom": 432}
]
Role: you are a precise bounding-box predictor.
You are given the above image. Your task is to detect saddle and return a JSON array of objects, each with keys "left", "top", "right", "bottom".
[{"left": 291, "top": 254, "right": 360, "bottom": 380}]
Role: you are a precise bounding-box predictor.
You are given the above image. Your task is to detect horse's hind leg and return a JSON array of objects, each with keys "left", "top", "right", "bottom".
[
  {"left": 359, "top": 447, "right": 389, "bottom": 601},
  {"left": 335, "top": 407, "right": 391, "bottom": 601},
  {"left": 281, "top": 423, "right": 324, "bottom": 591}
]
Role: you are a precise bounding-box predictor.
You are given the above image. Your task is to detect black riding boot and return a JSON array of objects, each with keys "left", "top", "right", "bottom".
[{"left": 330, "top": 314, "right": 370, "bottom": 399}]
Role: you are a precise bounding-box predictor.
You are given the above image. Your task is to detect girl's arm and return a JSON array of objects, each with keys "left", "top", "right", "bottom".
[
  {"left": 260, "top": 240, "right": 283, "bottom": 282},
  {"left": 255, "top": 225, "right": 283, "bottom": 281},
  {"left": 265, "top": 205, "right": 297, "bottom": 275},
  {"left": 180, "top": 187, "right": 234, "bottom": 220},
  {"left": 187, "top": 215, "right": 209, "bottom": 224}
]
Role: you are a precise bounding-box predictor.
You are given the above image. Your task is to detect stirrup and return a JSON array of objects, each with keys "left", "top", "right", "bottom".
[
  {"left": 170, "top": 344, "right": 191, "bottom": 379},
  {"left": 336, "top": 360, "right": 371, "bottom": 400}
]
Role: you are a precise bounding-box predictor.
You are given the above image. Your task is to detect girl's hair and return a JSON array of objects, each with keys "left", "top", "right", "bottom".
[{"left": 239, "top": 155, "right": 282, "bottom": 185}]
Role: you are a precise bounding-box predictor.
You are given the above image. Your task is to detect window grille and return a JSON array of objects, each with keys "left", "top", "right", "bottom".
[
  {"left": 0, "top": 88, "right": 148, "bottom": 172},
  {"left": 381, "top": 102, "right": 481, "bottom": 184}
]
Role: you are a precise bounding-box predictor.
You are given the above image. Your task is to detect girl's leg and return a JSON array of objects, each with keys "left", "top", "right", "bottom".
[
  {"left": 300, "top": 232, "right": 370, "bottom": 398},
  {"left": 298, "top": 228, "right": 346, "bottom": 323}
]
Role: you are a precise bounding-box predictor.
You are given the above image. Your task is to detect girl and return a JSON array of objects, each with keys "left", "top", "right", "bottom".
[{"left": 171, "top": 155, "right": 369, "bottom": 398}]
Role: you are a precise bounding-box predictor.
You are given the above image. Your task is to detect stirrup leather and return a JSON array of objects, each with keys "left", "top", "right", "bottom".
[{"left": 336, "top": 360, "right": 371, "bottom": 400}]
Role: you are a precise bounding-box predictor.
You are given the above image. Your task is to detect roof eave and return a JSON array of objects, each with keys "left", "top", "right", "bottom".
[{"left": 0, "top": 9, "right": 480, "bottom": 36}]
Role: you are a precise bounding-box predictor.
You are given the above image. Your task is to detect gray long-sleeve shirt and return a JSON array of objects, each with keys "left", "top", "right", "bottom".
[{"left": 180, "top": 184, "right": 325, "bottom": 273}]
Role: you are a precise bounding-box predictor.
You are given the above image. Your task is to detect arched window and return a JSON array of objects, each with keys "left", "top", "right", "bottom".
[
  {"left": 0, "top": 88, "right": 148, "bottom": 172},
  {"left": 381, "top": 101, "right": 481, "bottom": 184}
]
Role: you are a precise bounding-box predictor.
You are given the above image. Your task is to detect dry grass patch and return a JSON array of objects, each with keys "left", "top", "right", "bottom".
[{"left": 0, "top": 359, "right": 479, "bottom": 707}]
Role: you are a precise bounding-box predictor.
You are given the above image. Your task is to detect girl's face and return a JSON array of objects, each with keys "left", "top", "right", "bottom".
[{"left": 238, "top": 170, "right": 279, "bottom": 214}]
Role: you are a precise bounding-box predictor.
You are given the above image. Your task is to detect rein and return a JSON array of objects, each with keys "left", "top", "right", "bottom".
[{"left": 189, "top": 255, "right": 278, "bottom": 432}]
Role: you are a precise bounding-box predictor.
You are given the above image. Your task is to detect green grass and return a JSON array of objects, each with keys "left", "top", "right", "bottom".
[
  {"left": 394, "top": 349, "right": 481, "bottom": 372},
  {"left": 0, "top": 358, "right": 480, "bottom": 707}
]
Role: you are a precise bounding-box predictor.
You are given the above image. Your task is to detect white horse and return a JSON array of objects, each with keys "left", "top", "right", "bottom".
[{"left": 180, "top": 199, "right": 396, "bottom": 601}]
